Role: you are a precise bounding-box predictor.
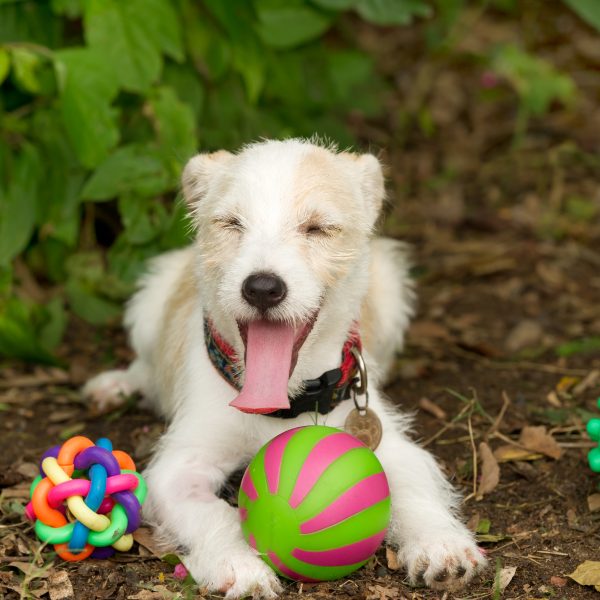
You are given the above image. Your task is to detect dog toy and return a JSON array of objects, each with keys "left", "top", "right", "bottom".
[
  {"left": 25, "top": 436, "right": 147, "bottom": 561},
  {"left": 238, "top": 425, "right": 390, "bottom": 582},
  {"left": 587, "top": 398, "right": 600, "bottom": 472}
]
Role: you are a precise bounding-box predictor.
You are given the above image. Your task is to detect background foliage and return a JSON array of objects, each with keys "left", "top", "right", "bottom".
[{"left": 0, "top": 0, "right": 597, "bottom": 363}]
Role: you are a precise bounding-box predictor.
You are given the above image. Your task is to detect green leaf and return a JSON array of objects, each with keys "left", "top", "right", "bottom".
[
  {"left": 204, "top": 0, "right": 266, "bottom": 101},
  {"left": 66, "top": 279, "right": 121, "bottom": 325},
  {"left": 160, "top": 198, "right": 193, "bottom": 249},
  {"left": 10, "top": 47, "right": 43, "bottom": 93},
  {"left": 0, "top": 298, "right": 59, "bottom": 364},
  {"left": 51, "top": 0, "right": 82, "bottom": 18},
  {"left": 492, "top": 45, "right": 576, "bottom": 117},
  {"left": 564, "top": 0, "right": 600, "bottom": 32},
  {"left": 118, "top": 195, "right": 167, "bottom": 246},
  {"left": 148, "top": 86, "right": 197, "bottom": 169},
  {"left": 254, "top": 0, "right": 333, "bottom": 49},
  {"left": 38, "top": 297, "right": 67, "bottom": 350},
  {"left": 82, "top": 145, "right": 171, "bottom": 201},
  {"left": 0, "top": 144, "right": 40, "bottom": 266},
  {"left": 0, "top": 47, "right": 10, "bottom": 85},
  {"left": 163, "top": 63, "right": 205, "bottom": 121},
  {"left": 311, "top": 0, "right": 359, "bottom": 9},
  {"left": 84, "top": 0, "right": 182, "bottom": 93},
  {"left": 355, "top": 0, "right": 432, "bottom": 25},
  {"left": 556, "top": 337, "right": 600, "bottom": 357},
  {"left": 54, "top": 47, "right": 119, "bottom": 168}
]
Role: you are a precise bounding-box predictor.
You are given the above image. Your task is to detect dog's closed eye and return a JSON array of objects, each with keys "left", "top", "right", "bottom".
[
  {"left": 213, "top": 215, "right": 244, "bottom": 232},
  {"left": 300, "top": 221, "right": 342, "bottom": 237}
]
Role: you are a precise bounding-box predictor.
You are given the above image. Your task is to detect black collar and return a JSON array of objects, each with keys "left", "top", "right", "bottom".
[{"left": 203, "top": 319, "right": 360, "bottom": 419}]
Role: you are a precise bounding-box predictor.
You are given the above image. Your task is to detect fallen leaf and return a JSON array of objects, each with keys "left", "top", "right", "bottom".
[
  {"left": 466, "top": 512, "right": 480, "bottom": 532},
  {"left": 48, "top": 570, "right": 74, "bottom": 600},
  {"left": 505, "top": 320, "right": 543, "bottom": 353},
  {"left": 556, "top": 376, "right": 579, "bottom": 394},
  {"left": 127, "top": 586, "right": 178, "bottom": 600},
  {"left": 493, "top": 565, "right": 517, "bottom": 594},
  {"left": 8, "top": 561, "right": 50, "bottom": 578},
  {"left": 366, "top": 584, "right": 399, "bottom": 600},
  {"left": 418, "top": 397, "right": 447, "bottom": 420},
  {"left": 476, "top": 532, "right": 510, "bottom": 543},
  {"left": 550, "top": 576, "right": 567, "bottom": 587},
  {"left": 476, "top": 518, "right": 491, "bottom": 534},
  {"left": 587, "top": 493, "right": 600, "bottom": 513},
  {"left": 385, "top": 546, "right": 401, "bottom": 571},
  {"left": 519, "top": 426, "right": 563, "bottom": 460},
  {"left": 477, "top": 442, "right": 500, "bottom": 499},
  {"left": 493, "top": 445, "right": 543, "bottom": 462},
  {"left": 568, "top": 560, "right": 600, "bottom": 592},
  {"left": 546, "top": 390, "right": 562, "bottom": 407},
  {"left": 573, "top": 370, "right": 600, "bottom": 396},
  {"left": 133, "top": 527, "right": 170, "bottom": 558}
]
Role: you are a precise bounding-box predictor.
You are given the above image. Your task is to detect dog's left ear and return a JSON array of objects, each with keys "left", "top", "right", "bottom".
[
  {"left": 182, "top": 151, "right": 234, "bottom": 206},
  {"left": 341, "top": 152, "right": 385, "bottom": 226}
]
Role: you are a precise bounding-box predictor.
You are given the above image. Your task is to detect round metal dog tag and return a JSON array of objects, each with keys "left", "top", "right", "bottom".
[{"left": 344, "top": 407, "right": 383, "bottom": 451}]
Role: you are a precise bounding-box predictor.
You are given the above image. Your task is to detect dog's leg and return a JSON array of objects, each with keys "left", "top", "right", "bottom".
[
  {"left": 143, "top": 433, "right": 282, "bottom": 599},
  {"left": 375, "top": 425, "right": 486, "bottom": 591},
  {"left": 82, "top": 359, "right": 150, "bottom": 412}
]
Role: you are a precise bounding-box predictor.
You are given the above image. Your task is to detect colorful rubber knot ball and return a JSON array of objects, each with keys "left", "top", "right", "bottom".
[
  {"left": 25, "top": 436, "right": 147, "bottom": 561},
  {"left": 238, "top": 425, "right": 391, "bottom": 582}
]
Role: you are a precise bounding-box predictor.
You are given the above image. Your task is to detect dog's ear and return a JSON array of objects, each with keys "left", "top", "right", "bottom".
[
  {"left": 182, "top": 151, "right": 234, "bottom": 206},
  {"left": 340, "top": 152, "right": 385, "bottom": 225}
]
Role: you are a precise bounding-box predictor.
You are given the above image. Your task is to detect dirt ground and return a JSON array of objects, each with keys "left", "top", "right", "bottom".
[{"left": 2, "top": 3, "right": 600, "bottom": 599}]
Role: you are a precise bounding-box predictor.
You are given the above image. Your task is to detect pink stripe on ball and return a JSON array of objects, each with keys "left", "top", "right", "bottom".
[
  {"left": 267, "top": 551, "right": 320, "bottom": 582},
  {"left": 263, "top": 428, "right": 299, "bottom": 495},
  {"left": 240, "top": 470, "right": 259, "bottom": 501},
  {"left": 299, "top": 472, "right": 389, "bottom": 534},
  {"left": 292, "top": 530, "right": 386, "bottom": 567},
  {"left": 289, "top": 433, "right": 364, "bottom": 509}
]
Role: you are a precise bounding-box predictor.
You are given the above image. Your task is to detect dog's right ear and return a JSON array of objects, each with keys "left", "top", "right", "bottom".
[{"left": 182, "top": 151, "right": 234, "bottom": 206}]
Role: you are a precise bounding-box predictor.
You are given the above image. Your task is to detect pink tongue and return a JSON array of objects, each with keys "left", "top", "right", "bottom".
[{"left": 229, "top": 320, "right": 295, "bottom": 414}]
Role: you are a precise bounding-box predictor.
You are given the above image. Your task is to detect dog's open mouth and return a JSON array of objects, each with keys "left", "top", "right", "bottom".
[{"left": 229, "top": 314, "right": 317, "bottom": 414}]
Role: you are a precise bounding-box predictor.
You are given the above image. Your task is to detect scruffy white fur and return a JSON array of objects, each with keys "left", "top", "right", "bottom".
[{"left": 84, "top": 139, "right": 485, "bottom": 597}]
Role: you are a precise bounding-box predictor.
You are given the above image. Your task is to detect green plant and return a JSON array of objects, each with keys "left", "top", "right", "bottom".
[{"left": 0, "top": 0, "right": 431, "bottom": 362}]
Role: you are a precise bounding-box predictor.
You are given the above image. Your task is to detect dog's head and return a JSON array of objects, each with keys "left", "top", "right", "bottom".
[{"left": 182, "top": 139, "right": 385, "bottom": 413}]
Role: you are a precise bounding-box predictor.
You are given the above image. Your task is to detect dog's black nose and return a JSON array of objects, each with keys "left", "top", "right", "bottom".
[{"left": 242, "top": 273, "right": 287, "bottom": 311}]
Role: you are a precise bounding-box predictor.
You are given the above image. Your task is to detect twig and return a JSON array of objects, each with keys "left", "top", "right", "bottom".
[
  {"left": 486, "top": 391, "right": 511, "bottom": 437},
  {"left": 466, "top": 414, "right": 477, "bottom": 503},
  {"left": 449, "top": 346, "right": 589, "bottom": 375},
  {"left": 422, "top": 400, "right": 475, "bottom": 448}
]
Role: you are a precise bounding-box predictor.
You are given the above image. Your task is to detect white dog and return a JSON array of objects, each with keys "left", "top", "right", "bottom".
[{"left": 84, "top": 139, "right": 485, "bottom": 597}]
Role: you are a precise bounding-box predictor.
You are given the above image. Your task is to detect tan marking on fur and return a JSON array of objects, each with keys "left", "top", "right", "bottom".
[
  {"left": 293, "top": 148, "right": 364, "bottom": 287},
  {"left": 155, "top": 255, "right": 197, "bottom": 413}
]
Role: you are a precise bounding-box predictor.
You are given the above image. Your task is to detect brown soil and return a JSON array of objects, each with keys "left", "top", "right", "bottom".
[{"left": 2, "top": 2, "right": 600, "bottom": 599}]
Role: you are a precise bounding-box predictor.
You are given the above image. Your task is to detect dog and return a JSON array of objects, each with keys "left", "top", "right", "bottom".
[{"left": 84, "top": 139, "right": 486, "bottom": 598}]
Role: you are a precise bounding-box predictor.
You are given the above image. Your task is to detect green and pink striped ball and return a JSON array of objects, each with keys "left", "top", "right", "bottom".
[{"left": 238, "top": 425, "right": 391, "bottom": 582}]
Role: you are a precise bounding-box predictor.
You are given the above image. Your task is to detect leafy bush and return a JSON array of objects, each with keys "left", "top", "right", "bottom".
[
  {"left": 0, "top": 0, "right": 433, "bottom": 362},
  {"left": 0, "top": 0, "right": 593, "bottom": 363}
]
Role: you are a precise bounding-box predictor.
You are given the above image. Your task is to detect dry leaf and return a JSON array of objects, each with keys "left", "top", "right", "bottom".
[
  {"left": 494, "top": 565, "right": 517, "bottom": 594},
  {"left": 366, "top": 584, "right": 399, "bottom": 600},
  {"left": 568, "top": 560, "right": 600, "bottom": 592},
  {"left": 385, "top": 546, "right": 401, "bottom": 571},
  {"left": 132, "top": 527, "right": 171, "bottom": 558},
  {"left": 573, "top": 370, "right": 600, "bottom": 396},
  {"left": 587, "top": 493, "right": 600, "bottom": 513},
  {"left": 127, "top": 586, "right": 178, "bottom": 600},
  {"left": 519, "top": 426, "right": 563, "bottom": 460},
  {"left": 550, "top": 576, "right": 567, "bottom": 587},
  {"left": 48, "top": 570, "right": 74, "bottom": 600},
  {"left": 477, "top": 442, "right": 500, "bottom": 500},
  {"left": 546, "top": 390, "right": 562, "bottom": 408},
  {"left": 8, "top": 561, "right": 50, "bottom": 579},
  {"left": 493, "top": 445, "right": 543, "bottom": 463},
  {"left": 505, "top": 320, "right": 543, "bottom": 353},
  {"left": 418, "top": 397, "right": 447, "bottom": 420}
]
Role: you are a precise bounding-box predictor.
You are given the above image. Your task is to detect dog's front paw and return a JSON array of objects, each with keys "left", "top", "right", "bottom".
[
  {"left": 398, "top": 531, "right": 486, "bottom": 591},
  {"left": 186, "top": 547, "right": 282, "bottom": 599},
  {"left": 82, "top": 370, "right": 135, "bottom": 413}
]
